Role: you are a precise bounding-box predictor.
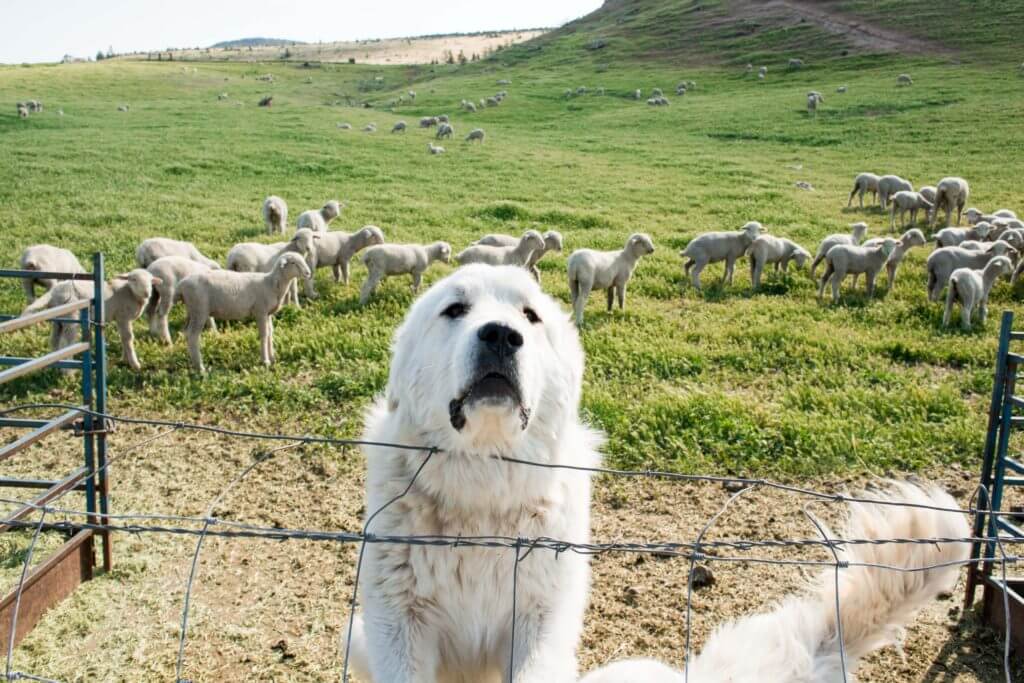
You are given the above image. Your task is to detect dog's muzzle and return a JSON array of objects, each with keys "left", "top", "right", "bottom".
[{"left": 449, "top": 322, "right": 531, "bottom": 432}]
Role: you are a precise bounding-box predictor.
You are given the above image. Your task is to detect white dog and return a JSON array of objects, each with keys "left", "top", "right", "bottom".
[
  {"left": 580, "top": 481, "right": 970, "bottom": 682},
  {"left": 347, "top": 264, "right": 603, "bottom": 682}
]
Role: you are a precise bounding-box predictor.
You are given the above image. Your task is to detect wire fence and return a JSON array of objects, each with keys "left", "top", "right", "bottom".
[{"left": 0, "top": 402, "right": 1019, "bottom": 683}]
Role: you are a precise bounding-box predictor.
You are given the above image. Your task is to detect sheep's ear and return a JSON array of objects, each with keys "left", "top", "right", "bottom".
[
  {"left": 313, "top": 233, "right": 322, "bottom": 240},
  {"left": 150, "top": 276, "right": 163, "bottom": 286}
]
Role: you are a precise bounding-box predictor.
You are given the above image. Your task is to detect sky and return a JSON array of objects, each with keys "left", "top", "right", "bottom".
[{"left": 0, "top": 0, "right": 603, "bottom": 64}]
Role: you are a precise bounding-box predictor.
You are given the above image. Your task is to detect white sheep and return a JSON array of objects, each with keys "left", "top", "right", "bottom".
[
  {"left": 817, "top": 239, "right": 898, "bottom": 303},
  {"left": 391, "top": 121, "right": 407, "bottom": 133},
  {"left": 944, "top": 256, "right": 1013, "bottom": 329},
  {"left": 681, "top": 221, "right": 765, "bottom": 289},
  {"left": 746, "top": 235, "right": 811, "bottom": 290},
  {"left": 475, "top": 230, "right": 563, "bottom": 281},
  {"left": 930, "top": 177, "right": 970, "bottom": 228},
  {"left": 408, "top": 90, "right": 416, "bottom": 100},
  {"left": 486, "top": 96, "right": 499, "bottom": 107},
  {"left": 22, "top": 269, "right": 159, "bottom": 371},
  {"left": 18, "top": 245, "right": 85, "bottom": 303},
  {"left": 567, "top": 233, "right": 655, "bottom": 326},
  {"left": 897, "top": 73, "right": 913, "bottom": 86},
  {"left": 758, "top": 66, "right": 768, "bottom": 76},
  {"left": 296, "top": 200, "right": 342, "bottom": 232},
  {"left": 465, "top": 128, "right": 485, "bottom": 144},
  {"left": 262, "top": 195, "right": 288, "bottom": 235},
  {"left": 436, "top": 122, "right": 454, "bottom": 139},
  {"left": 877, "top": 175, "right": 913, "bottom": 209},
  {"left": 17, "top": 103, "right": 28, "bottom": 118},
  {"left": 918, "top": 185, "right": 937, "bottom": 205},
  {"left": 117, "top": 104, "right": 129, "bottom": 112},
  {"left": 758, "top": 72, "right": 766, "bottom": 81},
  {"left": 179, "top": 252, "right": 311, "bottom": 373},
  {"left": 135, "top": 238, "right": 219, "bottom": 270},
  {"left": 311, "top": 225, "right": 386, "bottom": 285},
  {"left": 144, "top": 256, "right": 218, "bottom": 344},
  {"left": 810, "top": 222, "right": 870, "bottom": 280},
  {"left": 359, "top": 242, "right": 451, "bottom": 304},
  {"left": 806, "top": 93, "right": 823, "bottom": 115},
  {"left": 464, "top": 101, "right": 477, "bottom": 112},
  {"left": 226, "top": 229, "right": 320, "bottom": 307},
  {"left": 634, "top": 89, "right": 642, "bottom": 100},
  {"left": 363, "top": 123, "right": 376, "bottom": 132},
  {"left": 860, "top": 228, "right": 927, "bottom": 288},
  {"left": 926, "top": 242, "right": 1017, "bottom": 301},
  {"left": 837, "top": 85, "right": 848, "bottom": 93},
  {"left": 964, "top": 208, "right": 1005, "bottom": 225},
  {"left": 848, "top": 173, "right": 880, "bottom": 208},
  {"left": 934, "top": 222, "right": 993, "bottom": 248},
  {"left": 428, "top": 142, "right": 445, "bottom": 155},
  {"left": 457, "top": 230, "right": 545, "bottom": 267},
  {"left": 889, "top": 190, "right": 933, "bottom": 230},
  {"left": 337, "top": 122, "right": 353, "bottom": 130}
]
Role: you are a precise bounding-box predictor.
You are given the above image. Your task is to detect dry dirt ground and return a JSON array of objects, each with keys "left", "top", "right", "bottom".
[
  {"left": 0, "top": 413, "right": 1019, "bottom": 681},
  {"left": 155, "top": 31, "right": 547, "bottom": 66}
]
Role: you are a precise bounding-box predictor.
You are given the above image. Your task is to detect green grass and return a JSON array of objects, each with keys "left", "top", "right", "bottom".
[{"left": 2, "top": 18, "right": 1023, "bottom": 478}]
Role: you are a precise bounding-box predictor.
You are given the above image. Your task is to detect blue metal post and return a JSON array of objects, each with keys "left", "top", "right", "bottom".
[
  {"left": 81, "top": 296, "right": 97, "bottom": 535},
  {"left": 92, "top": 253, "right": 111, "bottom": 571}
]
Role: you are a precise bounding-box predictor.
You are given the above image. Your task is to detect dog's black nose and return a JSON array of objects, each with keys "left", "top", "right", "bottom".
[{"left": 477, "top": 322, "right": 523, "bottom": 358}]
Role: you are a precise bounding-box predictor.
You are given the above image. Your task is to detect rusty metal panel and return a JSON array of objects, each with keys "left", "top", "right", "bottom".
[
  {"left": 982, "top": 576, "right": 1024, "bottom": 658},
  {"left": 0, "top": 530, "right": 94, "bottom": 650}
]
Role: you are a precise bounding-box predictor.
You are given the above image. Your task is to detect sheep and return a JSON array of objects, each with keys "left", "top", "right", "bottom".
[
  {"left": 877, "top": 175, "right": 913, "bottom": 209},
  {"left": 746, "top": 235, "right": 811, "bottom": 289},
  {"left": 810, "top": 223, "right": 869, "bottom": 278},
  {"left": 848, "top": 173, "right": 880, "bottom": 208},
  {"left": 860, "top": 228, "right": 927, "bottom": 288},
  {"left": 995, "top": 209, "right": 1019, "bottom": 219},
  {"left": 651, "top": 88, "right": 663, "bottom": 97},
  {"left": 428, "top": 142, "right": 445, "bottom": 155},
  {"left": 180, "top": 252, "right": 311, "bottom": 373},
  {"left": 408, "top": 90, "right": 416, "bottom": 100},
  {"left": 363, "top": 123, "right": 376, "bottom": 132},
  {"left": 311, "top": 225, "right": 386, "bottom": 285},
  {"left": 22, "top": 270, "right": 159, "bottom": 371},
  {"left": 681, "top": 221, "right": 766, "bottom": 289},
  {"left": 486, "top": 96, "right": 499, "bottom": 107},
  {"left": 930, "top": 177, "right": 970, "bottom": 228},
  {"left": 926, "top": 241, "right": 1017, "bottom": 301},
  {"left": 464, "top": 101, "right": 477, "bottom": 112},
  {"left": 788, "top": 58, "right": 805, "bottom": 69},
  {"left": 817, "top": 238, "right": 898, "bottom": 303},
  {"left": 837, "top": 85, "right": 848, "bottom": 93},
  {"left": 225, "top": 229, "right": 320, "bottom": 307},
  {"left": 918, "top": 185, "right": 937, "bottom": 205},
  {"left": 144, "top": 256, "right": 217, "bottom": 344},
  {"left": 758, "top": 66, "right": 768, "bottom": 76},
  {"left": 465, "top": 128, "right": 485, "bottom": 144},
  {"left": 475, "top": 230, "right": 563, "bottom": 281},
  {"left": 17, "top": 103, "right": 28, "bottom": 118},
  {"left": 296, "top": 200, "right": 342, "bottom": 232},
  {"left": 990, "top": 219, "right": 1024, "bottom": 242},
  {"left": 806, "top": 92, "right": 822, "bottom": 115},
  {"left": 359, "top": 242, "right": 451, "bottom": 304},
  {"left": 217, "top": 93, "right": 228, "bottom": 100},
  {"left": 959, "top": 239, "right": 1011, "bottom": 252},
  {"left": 457, "top": 230, "right": 545, "bottom": 268},
  {"left": 897, "top": 73, "right": 913, "bottom": 86},
  {"left": 480, "top": 99, "right": 487, "bottom": 109},
  {"left": 262, "top": 195, "right": 288, "bottom": 235},
  {"left": 497, "top": 79, "right": 511, "bottom": 86},
  {"left": 676, "top": 85, "right": 687, "bottom": 96},
  {"left": 745, "top": 64, "right": 753, "bottom": 74},
  {"left": 934, "top": 222, "right": 993, "bottom": 248},
  {"left": 577, "top": 86, "right": 588, "bottom": 95},
  {"left": 567, "top": 233, "right": 655, "bottom": 326},
  {"left": 634, "top": 89, "right": 642, "bottom": 100},
  {"left": 889, "top": 190, "right": 933, "bottom": 230},
  {"left": 337, "top": 122, "right": 353, "bottom": 130},
  {"left": 758, "top": 72, "right": 765, "bottom": 81},
  {"left": 18, "top": 245, "right": 85, "bottom": 304},
  {"left": 135, "top": 238, "right": 219, "bottom": 270},
  {"left": 117, "top": 104, "right": 130, "bottom": 112},
  {"left": 944, "top": 256, "right": 1013, "bottom": 329},
  {"left": 391, "top": 121, "right": 407, "bottom": 133},
  {"left": 436, "top": 122, "right": 454, "bottom": 139},
  {"left": 419, "top": 116, "right": 438, "bottom": 128}
]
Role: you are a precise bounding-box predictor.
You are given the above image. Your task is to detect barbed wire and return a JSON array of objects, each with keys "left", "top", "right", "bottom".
[{"left": 0, "top": 403, "right": 1017, "bottom": 682}]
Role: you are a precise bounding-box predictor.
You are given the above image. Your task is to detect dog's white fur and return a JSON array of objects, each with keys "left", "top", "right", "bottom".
[
  {"left": 580, "top": 481, "right": 969, "bottom": 683},
  {"left": 348, "top": 264, "right": 602, "bottom": 683}
]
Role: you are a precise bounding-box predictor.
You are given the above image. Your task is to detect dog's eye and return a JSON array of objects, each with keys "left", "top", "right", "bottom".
[
  {"left": 523, "top": 307, "right": 541, "bottom": 324},
  {"left": 441, "top": 302, "right": 468, "bottom": 319}
]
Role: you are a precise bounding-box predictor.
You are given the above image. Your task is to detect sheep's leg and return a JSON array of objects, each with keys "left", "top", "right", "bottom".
[
  {"left": 751, "top": 259, "right": 762, "bottom": 290},
  {"left": 725, "top": 257, "right": 736, "bottom": 285},
  {"left": 341, "top": 257, "right": 352, "bottom": 285},
  {"left": 117, "top": 318, "right": 141, "bottom": 371},
  {"left": 154, "top": 287, "right": 174, "bottom": 345},
  {"left": 962, "top": 302, "right": 973, "bottom": 330},
  {"left": 690, "top": 261, "right": 705, "bottom": 290},
  {"left": 531, "top": 265, "right": 541, "bottom": 283},
  {"left": 817, "top": 266, "right": 830, "bottom": 300},
  {"left": 48, "top": 322, "right": 62, "bottom": 351},
  {"left": 831, "top": 267, "right": 844, "bottom": 303},
  {"left": 411, "top": 271, "right": 422, "bottom": 295},
  {"left": 258, "top": 315, "right": 272, "bottom": 367},
  {"left": 980, "top": 297, "right": 988, "bottom": 325},
  {"left": 617, "top": 283, "right": 626, "bottom": 310},
  {"left": 865, "top": 271, "right": 877, "bottom": 297},
  {"left": 606, "top": 287, "right": 614, "bottom": 312},
  {"left": 332, "top": 264, "right": 342, "bottom": 283},
  {"left": 268, "top": 317, "right": 276, "bottom": 364},
  {"left": 303, "top": 273, "right": 318, "bottom": 299},
  {"left": 887, "top": 262, "right": 897, "bottom": 289},
  {"left": 186, "top": 315, "right": 207, "bottom": 374},
  {"left": 22, "top": 279, "right": 36, "bottom": 304},
  {"left": 943, "top": 287, "right": 955, "bottom": 327},
  {"left": 573, "top": 283, "right": 591, "bottom": 326},
  {"left": 851, "top": 273, "right": 860, "bottom": 289},
  {"left": 360, "top": 273, "right": 382, "bottom": 304}
]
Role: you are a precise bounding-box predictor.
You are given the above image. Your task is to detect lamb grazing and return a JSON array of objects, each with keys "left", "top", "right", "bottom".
[
  {"left": 262, "top": 195, "right": 288, "bottom": 235},
  {"left": 837, "top": 85, "right": 848, "bottom": 93},
  {"left": 28, "top": 100, "right": 42, "bottom": 113},
  {"left": 676, "top": 85, "right": 687, "bottom": 96},
  {"left": 258, "top": 96, "right": 272, "bottom": 107},
  {"left": 18, "top": 245, "right": 85, "bottom": 304},
  {"left": 225, "top": 229, "right": 320, "bottom": 307},
  {"left": 391, "top": 120, "right": 407, "bottom": 133},
  {"left": 486, "top": 96, "right": 499, "bottom": 107},
  {"left": 877, "top": 174, "right": 913, "bottom": 209},
  {"left": 934, "top": 222, "right": 993, "bottom": 248},
  {"left": 436, "top": 114, "right": 450, "bottom": 124},
  {"left": 419, "top": 116, "right": 438, "bottom": 128},
  {"left": 363, "top": 123, "right": 376, "bottom": 132},
  {"left": 337, "top": 122, "right": 353, "bottom": 130},
  {"left": 17, "top": 103, "right": 28, "bottom": 118},
  {"left": 428, "top": 142, "right": 445, "bottom": 155},
  {"left": 408, "top": 90, "right": 416, "bottom": 100},
  {"left": 810, "top": 223, "right": 869, "bottom": 278},
  {"left": 817, "top": 239, "right": 898, "bottom": 303},
  {"left": 806, "top": 92, "right": 823, "bottom": 115},
  {"left": 889, "top": 190, "right": 933, "bottom": 230},
  {"left": 465, "top": 128, "right": 485, "bottom": 144},
  {"left": 359, "top": 242, "right": 451, "bottom": 304},
  {"left": 464, "top": 101, "right": 477, "bottom": 112},
  {"left": 475, "top": 230, "right": 563, "bottom": 281},
  {"left": 758, "top": 66, "right": 768, "bottom": 76},
  {"left": 995, "top": 209, "right": 1019, "bottom": 219},
  {"left": 136, "top": 238, "right": 219, "bottom": 270},
  {"left": 436, "top": 122, "right": 454, "bottom": 139},
  {"left": 312, "top": 225, "right": 386, "bottom": 286},
  {"left": 681, "top": 221, "right": 766, "bottom": 289},
  {"left": 179, "top": 252, "right": 311, "bottom": 373},
  {"left": 567, "top": 233, "right": 655, "bottom": 326},
  {"left": 918, "top": 185, "right": 937, "bottom": 205},
  {"left": 144, "top": 256, "right": 218, "bottom": 344},
  {"left": 479, "top": 98, "right": 487, "bottom": 109},
  {"left": 577, "top": 86, "right": 588, "bottom": 95},
  {"left": 457, "top": 230, "right": 545, "bottom": 268},
  {"left": 296, "top": 200, "right": 342, "bottom": 232},
  {"left": 930, "top": 176, "right": 970, "bottom": 228},
  {"left": 217, "top": 93, "right": 228, "bottom": 100},
  {"left": 651, "top": 88, "right": 663, "bottom": 98},
  {"left": 944, "top": 256, "right": 1013, "bottom": 329},
  {"left": 117, "top": 104, "right": 130, "bottom": 112},
  {"left": 22, "top": 270, "right": 159, "bottom": 371},
  {"left": 990, "top": 219, "right": 1024, "bottom": 243},
  {"left": 746, "top": 235, "right": 811, "bottom": 290},
  {"left": 861, "top": 228, "right": 927, "bottom": 288},
  {"left": 897, "top": 73, "right": 913, "bottom": 86},
  {"left": 788, "top": 58, "right": 805, "bottom": 69},
  {"left": 926, "top": 242, "right": 1017, "bottom": 301},
  {"left": 848, "top": 173, "right": 880, "bottom": 208}
]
